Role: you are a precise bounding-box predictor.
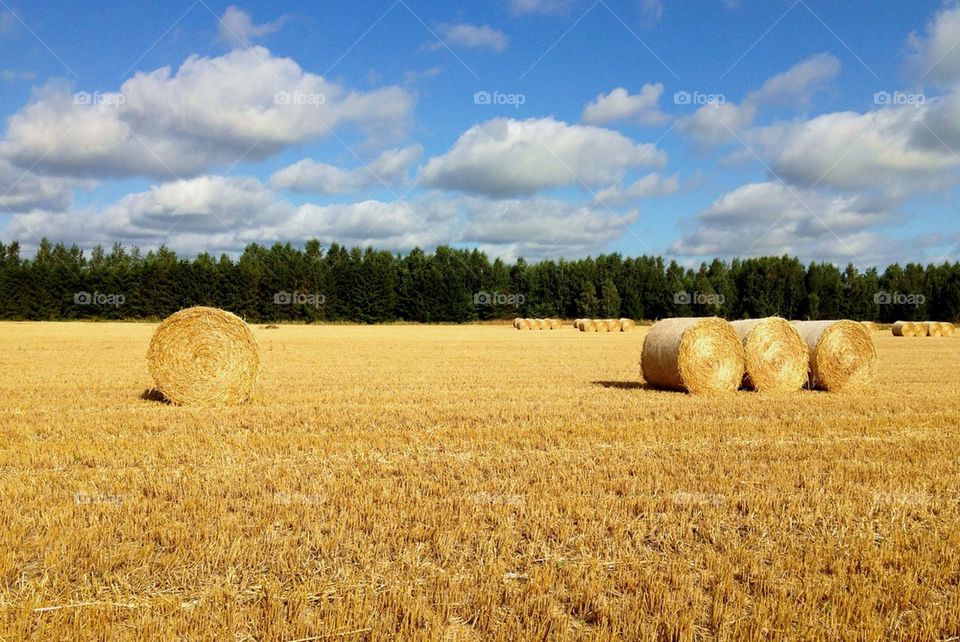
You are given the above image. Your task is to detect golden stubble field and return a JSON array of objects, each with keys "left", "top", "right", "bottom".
[{"left": 1, "top": 322, "right": 959, "bottom": 641}]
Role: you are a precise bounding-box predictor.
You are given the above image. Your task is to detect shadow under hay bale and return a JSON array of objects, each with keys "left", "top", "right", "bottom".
[
  {"left": 592, "top": 380, "right": 649, "bottom": 391},
  {"left": 139, "top": 388, "right": 171, "bottom": 404}
]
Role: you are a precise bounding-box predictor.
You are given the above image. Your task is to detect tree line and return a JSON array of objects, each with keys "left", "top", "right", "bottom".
[{"left": 1, "top": 238, "right": 957, "bottom": 323}]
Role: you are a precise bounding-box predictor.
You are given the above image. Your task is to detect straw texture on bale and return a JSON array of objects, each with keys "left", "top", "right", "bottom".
[
  {"left": 892, "top": 321, "right": 918, "bottom": 337},
  {"left": 793, "top": 320, "right": 877, "bottom": 392},
  {"left": 925, "top": 322, "right": 943, "bottom": 337},
  {"left": 731, "top": 318, "right": 808, "bottom": 392},
  {"left": 620, "top": 318, "right": 636, "bottom": 332},
  {"left": 641, "top": 317, "right": 745, "bottom": 394},
  {"left": 147, "top": 306, "right": 260, "bottom": 406}
]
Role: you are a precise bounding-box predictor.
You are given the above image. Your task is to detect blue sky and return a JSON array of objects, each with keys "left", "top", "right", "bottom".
[{"left": 0, "top": 0, "right": 958, "bottom": 266}]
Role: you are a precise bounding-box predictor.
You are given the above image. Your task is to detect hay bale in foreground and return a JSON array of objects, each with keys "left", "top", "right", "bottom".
[
  {"left": 892, "top": 321, "right": 917, "bottom": 337},
  {"left": 792, "top": 320, "right": 877, "bottom": 392},
  {"left": 731, "top": 318, "right": 808, "bottom": 392},
  {"left": 641, "top": 317, "right": 745, "bottom": 394},
  {"left": 147, "top": 306, "right": 260, "bottom": 406},
  {"left": 925, "top": 321, "right": 943, "bottom": 337},
  {"left": 620, "top": 318, "right": 636, "bottom": 332}
]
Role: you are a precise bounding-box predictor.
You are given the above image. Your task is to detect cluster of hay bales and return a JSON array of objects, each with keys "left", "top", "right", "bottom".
[
  {"left": 575, "top": 318, "right": 636, "bottom": 332},
  {"left": 641, "top": 317, "right": 877, "bottom": 394},
  {"left": 892, "top": 321, "right": 956, "bottom": 337},
  {"left": 147, "top": 306, "right": 261, "bottom": 406},
  {"left": 513, "top": 318, "right": 563, "bottom": 330}
]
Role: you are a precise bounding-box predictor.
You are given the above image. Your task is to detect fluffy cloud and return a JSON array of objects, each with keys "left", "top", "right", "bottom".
[
  {"left": 458, "top": 196, "right": 637, "bottom": 260},
  {"left": 669, "top": 181, "right": 896, "bottom": 261},
  {"left": 435, "top": 23, "right": 508, "bottom": 52},
  {"left": 0, "top": 159, "right": 82, "bottom": 214},
  {"left": 4, "top": 176, "right": 459, "bottom": 256},
  {"left": 592, "top": 172, "right": 679, "bottom": 206},
  {"left": 755, "top": 106, "right": 959, "bottom": 193},
  {"left": 749, "top": 52, "right": 840, "bottom": 106},
  {"left": 0, "top": 47, "right": 414, "bottom": 179},
  {"left": 218, "top": 6, "right": 285, "bottom": 49},
  {"left": 678, "top": 53, "right": 840, "bottom": 147},
  {"left": 269, "top": 145, "right": 422, "bottom": 194},
  {"left": 907, "top": 4, "right": 960, "bottom": 85},
  {"left": 582, "top": 83, "right": 670, "bottom": 126},
  {"left": 420, "top": 117, "right": 666, "bottom": 197}
]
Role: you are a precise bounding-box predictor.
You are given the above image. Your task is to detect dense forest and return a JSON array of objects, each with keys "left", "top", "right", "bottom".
[{"left": 0, "top": 238, "right": 957, "bottom": 323}]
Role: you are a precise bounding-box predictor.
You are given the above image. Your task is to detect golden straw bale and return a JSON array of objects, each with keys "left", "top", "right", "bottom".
[
  {"left": 731, "top": 318, "right": 808, "bottom": 392},
  {"left": 641, "top": 317, "right": 745, "bottom": 394},
  {"left": 147, "top": 306, "right": 260, "bottom": 406},
  {"left": 792, "top": 320, "right": 877, "bottom": 392}
]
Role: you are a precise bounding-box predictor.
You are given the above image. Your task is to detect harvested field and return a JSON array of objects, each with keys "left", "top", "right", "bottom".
[{"left": 1, "top": 322, "right": 959, "bottom": 640}]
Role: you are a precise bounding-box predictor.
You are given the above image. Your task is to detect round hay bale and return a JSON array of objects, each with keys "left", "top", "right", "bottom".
[
  {"left": 925, "top": 321, "right": 943, "bottom": 337},
  {"left": 641, "top": 317, "right": 745, "bottom": 394},
  {"left": 731, "top": 318, "right": 808, "bottom": 392},
  {"left": 620, "top": 318, "right": 636, "bottom": 332},
  {"left": 515, "top": 318, "right": 531, "bottom": 330},
  {"left": 529, "top": 319, "right": 543, "bottom": 330},
  {"left": 513, "top": 317, "right": 523, "bottom": 329},
  {"left": 592, "top": 319, "right": 608, "bottom": 332},
  {"left": 548, "top": 319, "right": 563, "bottom": 330},
  {"left": 941, "top": 322, "right": 956, "bottom": 337},
  {"left": 792, "top": 320, "right": 877, "bottom": 392},
  {"left": 579, "top": 319, "right": 597, "bottom": 332},
  {"left": 891, "top": 321, "right": 916, "bottom": 337},
  {"left": 147, "top": 306, "right": 260, "bottom": 406}
]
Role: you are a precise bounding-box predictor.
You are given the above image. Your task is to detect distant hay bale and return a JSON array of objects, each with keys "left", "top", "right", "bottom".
[
  {"left": 594, "top": 319, "right": 611, "bottom": 332},
  {"left": 641, "top": 317, "right": 745, "bottom": 394},
  {"left": 547, "top": 319, "right": 563, "bottom": 330},
  {"left": 147, "top": 306, "right": 261, "bottom": 406},
  {"left": 892, "top": 321, "right": 918, "bottom": 337},
  {"left": 941, "top": 322, "right": 956, "bottom": 337},
  {"left": 530, "top": 319, "right": 543, "bottom": 330},
  {"left": 731, "top": 318, "right": 808, "bottom": 393},
  {"left": 925, "top": 321, "right": 943, "bottom": 337},
  {"left": 579, "top": 319, "right": 597, "bottom": 332},
  {"left": 620, "top": 318, "right": 636, "bottom": 332},
  {"left": 514, "top": 318, "right": 531, "bottom": 330},
  {"left": 859, "top": 321, "right": 879, "bottom": 333},
  {"left": 793, "top": 320, "right": 877, "bottom": 392},
  {"left": 605, "top": 319, "right": 620, "bottom": 332}
]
